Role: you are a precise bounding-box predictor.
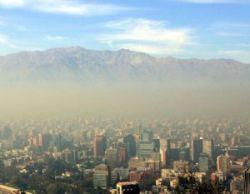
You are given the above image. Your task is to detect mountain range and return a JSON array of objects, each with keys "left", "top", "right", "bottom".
[{"left": 0, "top": 46, "right": 249, "bottom": 85}]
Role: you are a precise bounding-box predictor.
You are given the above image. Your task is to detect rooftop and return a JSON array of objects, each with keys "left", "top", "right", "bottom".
[{"left": 117, "top": 181, "right": 138, "bottom": 186}]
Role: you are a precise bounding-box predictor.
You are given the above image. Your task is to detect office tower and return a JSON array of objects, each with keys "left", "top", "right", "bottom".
[
  {"left": 116, "top": 181, "right": 140, "bottom": 194},
  {"left": 198, "top": 153, "right": 209, "bottom": 172},
  {"left": 124, "top": 134, "right": 136, "bottom": 158},
  {"left": 38, "top": 133, "right": 44, "bottom": 147},
  {"left": 137, "top": 141, "right": 154, "bottom": 159},
  {"left": 179, "top": 147, "right": 190, "bottom": 161},
  {"left": 137, "top": 130, "right": 154, "bottom": 158},
  {"left": 191, "top": 138, "right": 203, "bottom": 163},
  {"left": 28, "top": 135, "right": 36, "bottom": 147},
  {"left": 170, "top": 148, "right": 180, "bottom": 161},
  {"left": 139, "top": 129, "right": 152, "bottom": 142},
  {"left": 153, "top": 138, "right": 160, "bottom": 152},
  {"left": 244, "top": 168, "right": 250, "bottom": 194},
  {"left": 93, "top": 134, "right": 106, "bottom": 159},
  {"left": 36, "top": 133, "right": 50, "bottom": 149},
  {"left": 93, "top": 164, "right": 109, "bottom": 189},
  {"left": 217, "top": 154, "right": 230, "bottom": 174},
  {"left": 105, "top": 147, "right": 118, "bottom": 170},
  {"left": 55, "top": 133, "right": 63, "bottom": 151},
  {"left": 117, "top": 143, "right": 128, "bottom": 164},
  {"left": 160, "top": 139, "right": 171, "bottom": 167},
  {"left": 202, "top": 139, "right": 214, "bottom": 160},
  {"left": 179, "top": 150, "right": 186, "bottom": 161},
  {"left": 111, "top": 169, "right": 120, "bottom": 187}
]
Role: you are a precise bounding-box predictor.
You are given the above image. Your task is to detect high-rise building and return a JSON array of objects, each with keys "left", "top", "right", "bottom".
[
  {"left": 140, "top": 130, "right": 152, "bottom": 142},
  {"left": 179, "top": 147, "right": 190, "bottom": 161},
  {"left": 202, "top": 139, "right": 214, "bottom": 160},
  {"left": 160, "top": 139, "right": 171, "bottom": 167},
  {"left": 244, "top": 168, "right": 250, "bottom": 194},
  {"left": 137, "top": 141, "right": 154, "bottom": 159},
  {"left": 93, "top": 164, "right": 109, "bottom": 189},
  {"left": 54, "top": 133, "right": 63, "bottom": 151},
  {"left": 217, "top": 154, "right": 230, "bottom": 174},
  {"left": 124, "top": 134, "right": 136, "bottom": 158},
  {"left": 116, "top": 181, "right": 140, "bottom": 194},
  {"left": 117, "top": 143, "right": 128, "bottom": 164},
  {"left": 198, "top": 153, "right": 209, "bottom": 172},
  {"left": 137, "top": 130, "right": 154, "bottom": 159},
  {"left": 191, "top": 138, "right": 203, "bottom": 163},
  {"left": 93, "top": 134, "right": 106, "bottom": 159},
  {"left": 153, "top": 138, "right": 160, "bottom": 152},
  {"left": 40, "top": 133, "right": 51, "bottom": 149},
  {"left": 38, "top": 133, "right": 44, "bottom": 147},
  {"left": 105, "top": 147, "right": 118, "bottom": 170}
]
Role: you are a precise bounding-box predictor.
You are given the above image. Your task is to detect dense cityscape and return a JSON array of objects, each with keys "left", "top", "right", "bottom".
[
  {"left": 0, "top": 117, "right": 249, "bottom": 193},
  {"left": 1, "top": 0, "right": 250, "bottom": 193}
]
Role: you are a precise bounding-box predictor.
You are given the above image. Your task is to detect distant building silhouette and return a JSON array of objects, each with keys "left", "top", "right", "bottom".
[
  {"left": 93, "top": 134, "right": 106, "bottom": 159},
  {"left": 244, "top": 168, "right": 250, "bottom": 194},
  {"left": 191, "top": 138, "right": 203, "bottom": 163}
]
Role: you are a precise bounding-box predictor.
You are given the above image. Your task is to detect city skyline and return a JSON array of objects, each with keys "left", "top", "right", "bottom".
[{"left": 0, "top": 117, "right": 249, "bottom": 193}]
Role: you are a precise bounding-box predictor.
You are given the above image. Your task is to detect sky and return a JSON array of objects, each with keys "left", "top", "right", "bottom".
[{"left": 0, "top": 0, "right": 250, "bottom": 63}]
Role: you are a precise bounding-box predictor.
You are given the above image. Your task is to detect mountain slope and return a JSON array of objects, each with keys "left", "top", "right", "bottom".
[{"left": 0, "top": 47, "right": 249, "bottom": 84}]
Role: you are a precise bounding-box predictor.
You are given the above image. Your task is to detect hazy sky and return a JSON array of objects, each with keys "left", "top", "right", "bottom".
[{"left": 0, "top": 0, "right": 250, "bottom": 62}]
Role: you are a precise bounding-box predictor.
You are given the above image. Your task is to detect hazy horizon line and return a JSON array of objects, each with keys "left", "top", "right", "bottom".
[{"left": 0, "top": 45, "right": 248, "bottom": 64}]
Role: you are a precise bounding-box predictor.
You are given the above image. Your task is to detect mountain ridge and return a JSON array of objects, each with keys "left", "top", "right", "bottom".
[
  {"left": 0, "top": 46, "right": 244, "bottom": 64},
  {"left": 0, "top": 46, "right": 249, "bottom": 84}
]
